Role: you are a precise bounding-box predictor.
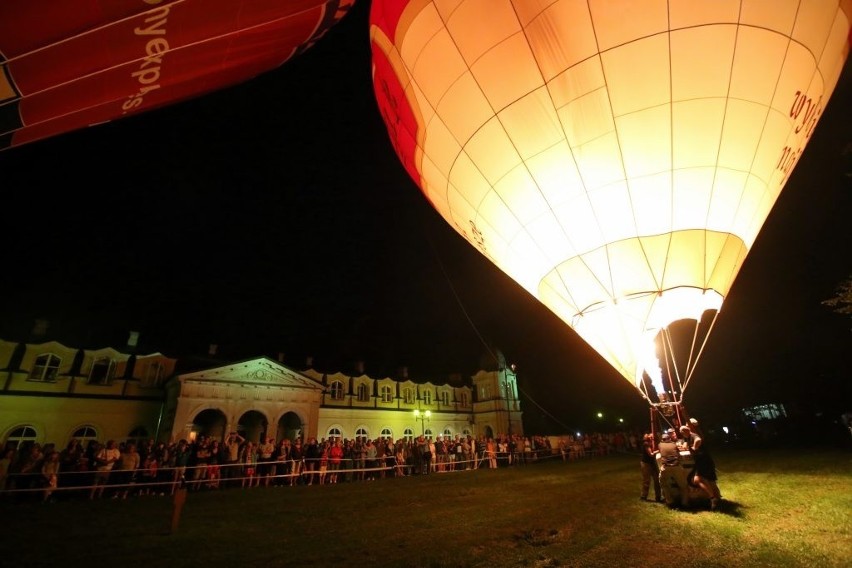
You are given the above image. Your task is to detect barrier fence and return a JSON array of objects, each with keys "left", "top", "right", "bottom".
[{"left": 1, "top": 449, "right": 580, "bottom": 501}]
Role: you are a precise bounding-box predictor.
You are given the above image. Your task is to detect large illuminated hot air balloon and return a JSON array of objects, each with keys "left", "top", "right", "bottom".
[
  {"left": 0, "top": 0, "right": 355, "bottom": 150},
  {"left": 370, "top": 0, "right": 850, "bottom": 409}
]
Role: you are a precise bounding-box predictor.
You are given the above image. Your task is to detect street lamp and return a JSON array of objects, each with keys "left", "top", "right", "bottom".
[{"left": 414, "top": 409, "right": 431, "bottom": 436}]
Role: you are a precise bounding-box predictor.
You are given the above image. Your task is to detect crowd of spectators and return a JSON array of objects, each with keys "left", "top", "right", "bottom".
[{"left": 0, "top": 430, "right": 640, "bottom": 503}]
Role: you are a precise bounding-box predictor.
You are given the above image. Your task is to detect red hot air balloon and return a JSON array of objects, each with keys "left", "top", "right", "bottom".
[{"left": 0, "top": 0, "right": 355, "bottom": 150}]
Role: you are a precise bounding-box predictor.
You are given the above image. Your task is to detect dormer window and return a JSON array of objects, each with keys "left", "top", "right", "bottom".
[
  {"left": 357, "top": 383, "right": 369, "bottom": 402},
  {"left": 88, "top": 357, "right": 115, "bottom": 385},
  {"left": 329, "top": 380, "right": 344, "bottom": 400},
  {"left": 29, "top": 354, "right": 60, "bottom": 382}
]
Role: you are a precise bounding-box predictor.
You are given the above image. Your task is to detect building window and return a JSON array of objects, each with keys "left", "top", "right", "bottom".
[
  {"left": 422, "top": 389, "right": 432, "bottom": 405},
  {"left": 356, "top": 427, "right": 369, "bottom": 440},
  {"left": 72, "top": 426, "right": 98, "bottom": 445},
  {"left": 88, "top": 357, "right": 115, "bottom": 385},
  {"left": 126, "top": 426, "right": 148, "bottom": 447},
  {"left": 424, "top": 428, "right": 433, "bottom": 439},
  {"left": 459, "top": 392, "right": 469, "bottom": 407},
  {"left": 380, "top": 385, "right": 393, "bottom": 403},
  {"left": 329, "top": 381, "right": 344, "bottom": 400},
  {"left": 443, "top": 428, "right": 452, "bottom": 438},
  {"left": 29, "top": 353, "right": 60, "bottom": 382},
  {"left": 357, "top": 383, "right": 369, "bottom": 402},
  {"left": 403, "top": 388, "right": 414, "bottom": 404},
  {"left": 381, "top": 428, "right": 392, "bottom": 440},
  {"left": 404, "top": 428, "right": 414, "bottom": 440},
  {"left": 463, "top": 428, "right": 471, "bottom": 437},
  {"left": 440, "top": 391, "right": 450, "bottom": 406},
  {"left": 327, "top": 427, "right": 342, "bottom": 439},
  {"left": 5, "top": 425, "right": 38, "bottom": 450},
  {"left": 142, "top": 362, "right": 164, "bottom": 387}
]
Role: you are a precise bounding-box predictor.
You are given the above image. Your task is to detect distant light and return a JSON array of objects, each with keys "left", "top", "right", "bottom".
[
  {"left": 576, "top": 432, "right": 581, "bottom": 437},
  {"left": 618, "top": 418, "right": 624, "bottom": 423},
  {"left": 596, "top": 412, "right": 603, "bottom": 419},
  {"left": 722, "top": 426, "right": 729, "bottom": 434}
]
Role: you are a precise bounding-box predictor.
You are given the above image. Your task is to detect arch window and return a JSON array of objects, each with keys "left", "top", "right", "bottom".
[
  {"left": 422, "top": 389, "right": 432, "bottom": 405},
  {"left": 329, "top": 381, "right": 344, "bottom": 400},
  {"left": 403, "top": 387, "right": 414, "bottom": 404},
  {"left": 327, "top": 427, "right": 342, "bottom": 439},
  {"left": 403, "top": 428, "right": 414, "bottom": 440},
  {"left": 463, "top": 428, "right": 472, "bottom": 437},
  {"left": 72, "top": 425, "right": 99, "bottom": 444},
  {"left": 30, "top": 353, "right": 60, "bottom": 382},
  {"left": 424, "top": 428, "right": 433, "bottom": 439},
  {"left": 5, "top": 425, "right": 37, "bottom": 450},
  {"left": 380, "top": 385, "right": 393, "bottom": 403},
  {"left": 357, "top": 383, "right": 369, "bottom": 402},
  {"left": 443, "top": 428, "right": 452, "bottom": 438},
  {"left": 355, "top": 427, "right": 369, "bottom": 440},
  {"left": 380, "top": 428, "right": 392, "bottom": 440},
  {"left": 127, "top": 426, "right": 148, "bottom": 447},
  {"left": 88, "top": 357, "right": 115, "bottom": 385}
]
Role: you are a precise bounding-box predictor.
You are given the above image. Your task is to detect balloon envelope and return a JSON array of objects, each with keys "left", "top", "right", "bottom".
[
  {"left": 370, "top": 0, "right": 850, "bottom": 401},
  {"left": 0, "top": 0, "right": 355, "bottom": 150}
]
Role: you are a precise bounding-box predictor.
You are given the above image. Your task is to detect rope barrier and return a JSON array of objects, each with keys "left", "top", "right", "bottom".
[{"left": 0, "top": 449, "right": 581, "bottom": 499}]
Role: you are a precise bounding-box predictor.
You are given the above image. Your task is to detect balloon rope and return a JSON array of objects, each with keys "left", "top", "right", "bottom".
[
  {"left": 681, "top": 310, "right": 721, "bottom": 395},
  {"left": 422, "top": 220, "right": 574, "bottom": 432}
]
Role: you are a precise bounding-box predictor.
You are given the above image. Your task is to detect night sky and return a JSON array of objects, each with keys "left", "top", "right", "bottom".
[{"left": 1, "top": 1, "right": 850, "bottom": 432}]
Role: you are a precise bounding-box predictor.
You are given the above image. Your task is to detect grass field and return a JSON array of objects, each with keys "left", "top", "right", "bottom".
[{"left": 4, "top": 447, "right": 850, "bottom": 567}]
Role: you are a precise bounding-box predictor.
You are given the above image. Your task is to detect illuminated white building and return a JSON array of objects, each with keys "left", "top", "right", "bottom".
[{"left": 0, "top": 338, "right": 522, "bottom": 450}]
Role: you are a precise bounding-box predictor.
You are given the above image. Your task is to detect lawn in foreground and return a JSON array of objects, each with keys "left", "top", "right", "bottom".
[{"left": 4, "top": 447, "right": 850, "bottom": 567}]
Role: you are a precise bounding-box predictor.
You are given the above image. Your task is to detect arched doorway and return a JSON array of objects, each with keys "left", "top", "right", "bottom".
[
  {"left": 236, "top": 410, "right": 269, "bottom": 443},
  {"left": 275, "top": 411, "right": 303, "bottom": 441},
  {"left": 191, "top": 409, "right": 227, "bottom": 441}
]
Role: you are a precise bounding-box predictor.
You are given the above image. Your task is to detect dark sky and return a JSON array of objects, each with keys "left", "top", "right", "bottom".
[{"left": 1, "top": 1, "right": 850, "bottom": 431}]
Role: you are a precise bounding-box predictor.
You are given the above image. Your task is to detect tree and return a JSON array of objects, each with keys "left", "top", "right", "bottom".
[{"left": 822, "top": 275, "right": 852, "bottom": 318}]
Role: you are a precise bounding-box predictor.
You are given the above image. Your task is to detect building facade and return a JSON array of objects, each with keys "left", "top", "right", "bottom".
[{"left": 0, "top": 339, "right": 523, "bottom": 450}]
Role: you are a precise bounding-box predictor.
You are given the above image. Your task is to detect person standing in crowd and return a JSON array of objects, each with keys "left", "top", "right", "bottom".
[
  {"left": 40, "top": 450, "right": 61, "bottom": 502},
  {"left": 639, "top": 433, "right": 661, "bottom": 502},
  {"left": 417, "top": 435, "right": 431, "bottom": 475},
  {"left": 171, "top": 439, "right": 191, "bottom": 495},
  {"left": 364, "top": 438, "right": 377, "bottom": 480},
  {"left": 303, "top": 438, "right": 320, "bottom": 485},
  {"left": 113, "top": 442, "right": 141, "bottom": 499},
  {"left": 486, "top": 437, "right": 498, "bottom": 469},
  {"left": 328, "top": 438, "right": 343, "bottom": 484},
  {"left": 0, "top": 448, "right": 14, "bottom": 492},
  {"left": 240, "top": 441, "right": 257, "bottom": 488},
  {"left": 58, "top": 439, "right": 85, "bottom": 489},
  {"left": 274, "top": 438, "right": 292, "bottom": 487},
  {"left": 89, "top": 440, "right": 120, "bottom": 500},
  {"left": 289, "top": 438, "right": 303, "bottom": 486},
  {"left": 190, "top": 435, "right": 211, "bottom": 490},
  {"left": 679, "top": 423, "right": 722, "bottom": 510},
  {"left": 222, "top": 432, "right": 244, "bottom": 487},
  {"left": 342, "top": 438, "right": 355, "bottom": 482},
  {"left": 257, "top": 435, "right": 276, "bottom": 487},
  {"left": 138, "top": 451, "right": 159, "bottom": 495}
]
